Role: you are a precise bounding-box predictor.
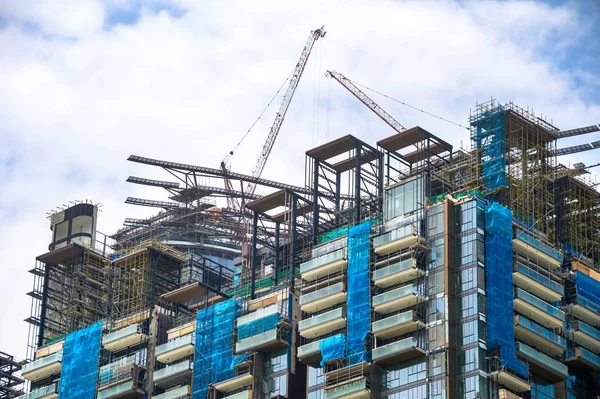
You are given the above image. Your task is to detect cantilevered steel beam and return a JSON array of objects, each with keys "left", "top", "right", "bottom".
[
  {"left": 125, "top": 197, "right": 182, "bottom": 209},
  {"left": 556, "top": 124, "right": 600, "bottom": 139},
  {"left": 126, "top": 176, "right": 180, "bottom": 189}
]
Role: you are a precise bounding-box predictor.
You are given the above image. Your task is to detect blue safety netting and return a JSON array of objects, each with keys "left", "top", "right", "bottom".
[
  {"left": 192, "top": 298, "right": 241, "bottom": 399},
  {"left": 575, "top": 271, "right": 600, "bottom": 306},
  {"left": 237, "top": 313, "right": 279, "bottom": 340},
  {"left": 58, "top": 321, "right": 102, "bottom": 399},
  {"left": 346, "top": 221, "right": 372, "bottom": 365},
  {"left": 484, "top": 202, "right": 529, "bottom": 379},
  {"left": 471, "top": 105, "right": 507, "bottom": 192},
  {"left": 319, "top": 334, "right": 346, "bottom": 366}
]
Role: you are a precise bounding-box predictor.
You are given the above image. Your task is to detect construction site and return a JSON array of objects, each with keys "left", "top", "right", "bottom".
[{"left": 7, "top": 26, "right": 600, "bottom": 399}]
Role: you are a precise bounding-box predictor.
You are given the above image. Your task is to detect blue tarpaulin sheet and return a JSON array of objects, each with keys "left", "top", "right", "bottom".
[
  {"left": 576, "top": 271, "right": 600, "bottom": 306},
  {"left": 346, "top": 221, "right": 372, "bottom": 365},
  {"left": 319, "top": 333, "right": 346, "bottom": 366},
  {"left": 485, "top": 202, "right": 529, "bottom": 379},
  {"left": 58, "top": 321, "right": 102, "bottom": 399},
  {"left": 192, "top": 298, "right": 241, "bottom": 399}
]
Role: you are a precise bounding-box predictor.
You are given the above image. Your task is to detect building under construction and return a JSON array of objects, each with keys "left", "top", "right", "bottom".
[{"left": 15, "top": 27, "right": 600, "bottom": 399}]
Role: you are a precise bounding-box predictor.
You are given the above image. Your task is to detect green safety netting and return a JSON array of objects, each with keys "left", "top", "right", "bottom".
[{"left": 58, "top": 321, "right": 102, "bottom": 399}]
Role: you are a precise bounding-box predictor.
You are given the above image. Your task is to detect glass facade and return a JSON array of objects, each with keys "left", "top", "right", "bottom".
[{"left": 385, "top": 178, "right": 424, "bottom": 221}]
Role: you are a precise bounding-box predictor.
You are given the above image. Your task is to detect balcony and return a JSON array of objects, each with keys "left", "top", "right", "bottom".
[
  {"left": 298, "top": 338, "right": 324, "bottom": 364},
  {"left": 20, "top": 382, "right": 58, "bottom": 399},
  {"left": 21, "top": 351, "right": 63, "bottom": 382},
  {"left": 372, "top": 258, "right": 424, "bottom": 288},
  {"left": 235, "top": 328, "right": 288, "bottom": 354},
  {"left": 565, "top": 347, "right": 600, "bottom": 371},
  {"left": 155, "top": 334, "right": 195, "bottom": 364},
  {"left": 489, "top": 368, "right": 531, "bottom": 393},
  {"left": 372, "top": 310, "right": 424, "bottom": 339},
  {"left": 153, "top": 386, "right": 191, "bottom": 399},
  {"left": 512, "top": 231, "right": 563, "bottom": 270},
  {"left": 299, "top": 308, "right": 346, "bottom": 339},
  {"left": 300, "top": 248, "right": 348, "bottom": 281},
  {"left": 167, "top": 321, "right": 195, "bottom": 341},
  {"left": 513, "top": 288, "right": 565, "bottom": 329},
  {"left": 223, "top": 390, "right": 252, "bottom": 399},
  {"left": 514, "top": 315, "right": 566, "bottom": 357},
  {"left": 516, "top": 341, "right": 568, "bottom": 382},
  {"left": 324, "top": 363, "right": 371, "bottom": 399},
  {"left": 567, "top": 320, "right": 600, "bottom": 354},
  {"left": 300, "top": 282, "right": 347, "bottom": 313},
  {"left": 102, "top": 324, "right": 148, "bottom": 352},
  {"left": 566, "top": 296, "right": 600, "bottom": 328},
  {"left": 371, "top": 337, "right": 425, "bottom": 365},
  {"left": 97, "top": 380, "right": 144, "bottom": 399},
  {"left": 372, "top": 285, "right": 422, "bottom": 314},
  {"left": 213, "top": 372, "right": 253, "bottom": 393},
  {"left": 324, "top": 378, "right": 369, "bottom": 399},
  {"left": 237, "top": 303, "right": 279, "bottom": 326},
  {"left": 153, "top": 359, "right": 193, "bottom": 389},
  {"left": 512, "top": 263, "right": 563, "bottom": 302},
  {"left": 498, "top": 389, "right": 524, "bottom": 399},
  {"left": 373, "top": 226, "right": 426, "bottom": 256}
]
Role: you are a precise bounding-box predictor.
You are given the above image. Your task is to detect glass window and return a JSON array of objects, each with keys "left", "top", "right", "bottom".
[
  {"left": 386, "top": 384, "right": 426, "bottom": 399},
  {"left": 428, "top": 324, "right": 445, "bottom": 350},
  {"left": 264, "top": 348, "right": 288, "bottom": 375},
  {"left": 428, "top": 271, "right": 444, "bottom": 295},
  {"left": 383, "top": 359, "right": 426, "bottom": 390},
  {"left": 308, "top": 366, "right": 323, "bottom": 388},
  {"left": 531, "top": 375, "right": 555, "bottom": 399},
  {"left": 428, "top": 353, "right": 446, "bottom": 377},
  {"left": 308, "top": 389, "right": 324, "bottom": 399},
  {"left": 457, "top": 375, "right": 487, "bottom": 399},
  {"left": 428, "top": 297, "right": 445, "bottom": 322},
  {"left": 263, "top": 373, "right": 287, "bottom": 398},
  {"left": 385, "top": 177, "right": 424, "bottom": 220},
  {"left": 429, "top": 379, "right": 446, "bottom": 399}
]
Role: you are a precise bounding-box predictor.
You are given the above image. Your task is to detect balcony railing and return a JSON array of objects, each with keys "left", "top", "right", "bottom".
[
  {"left": 372, "top": 337, "right": 425, "bottom": 364},
  {"left": 373, "top": 225, "right": 424, "bottom": 255},
  {"left": 235, "top": 329, "right": 286, "bottom": 354},
  {"left": 97, "top": 380, "right": 143, "bottom": 399},
  {"left": 154, "top": 359, "right": 193, "bottom": 389},
  {"left": 300, "top": 282, "right": 346, "bottom": 313},
  {"left": 299, "top": 308, "right": 345, "bottom": 338},
  {"left": 566, "top": 347, "right": 600, "bottom": 370},
  {"left": 517, "top": 317, "right": 565, "bottom": 346},
  {"left": 237, "top": 303, "right": 279, "bottom": 326},
  {"left": 298, "top": 339, "right": 324, "bottom": 359},
  {"left": 514, "top": 288, "right": 564, "bottom": 328},
  {"left": 372, "top": 284, "right": 421, "bottom": 314},
  {"left": 19, "top": 382, "right": 58, "bottom": 399},
  {"left": 515, "top": 231, "right": 563, "bottom": 262},
  {"left": 21, "top": 350, "right": 63, "bottom": 381},
  {"left": 513, "top": 263, "right": 563, "bottom": 301},
  {"left": 155, "top": 334, "right": 195, "bottom": 364},
  {"left": 300, "top": 248, "right": 347, "bottom": 276},
  {"left": 372, "top": 258, "right": 423, "bottom": 288},
  {"left": 153, "top": 385, "right": 191, "bottom": 399},
  {"left": 516, "top": 342, "right": 568, "bottom": 379},
  {"left": 324, "top": 378, "right": 368, "bottom": 399},
  {"left": 223, "top": 390, "right": 252, "bottom": 399},
  {"left": 371, "top": 311, "right": 423, "bottom": 339},
  {"left": 102, "top": 324, "right": 147, "bottom": 351}
]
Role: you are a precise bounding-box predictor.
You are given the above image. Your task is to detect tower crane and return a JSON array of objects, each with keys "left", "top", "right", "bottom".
[
  {"left": 221, "top": 26, "right": 327, "bottom": 210},
  {"left": 325, "top": 70, "right": 407, "bottom": 134}
]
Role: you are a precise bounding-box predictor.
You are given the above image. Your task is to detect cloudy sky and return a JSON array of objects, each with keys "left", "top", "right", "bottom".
[{"left": 1, "top": 0, "right": 599, "bottom": 358}]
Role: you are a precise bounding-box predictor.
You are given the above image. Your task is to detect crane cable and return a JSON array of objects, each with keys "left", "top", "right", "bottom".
[
  {"left": 349, "top": 79, "right": 470, "bottom": 130},
  {"left": 222, "top": 67, "right": 296, "bottom": 164}
]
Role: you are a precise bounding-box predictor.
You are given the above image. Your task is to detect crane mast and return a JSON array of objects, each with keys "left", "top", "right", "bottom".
[
  {"left": 244, "top": 26, "right": 327, "bottom": 197},
  {"left": 325, "top": 70, "right": 406, "bottom": 133}
]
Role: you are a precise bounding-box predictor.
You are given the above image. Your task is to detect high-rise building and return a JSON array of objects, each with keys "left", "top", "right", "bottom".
[{"left": 18, "top": 101, "right": 600, "bottom": 398}]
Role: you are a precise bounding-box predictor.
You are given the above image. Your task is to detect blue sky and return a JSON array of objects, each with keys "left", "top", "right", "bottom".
[{"left": 0, "top": 0, "right": 599, "bottom": 358}]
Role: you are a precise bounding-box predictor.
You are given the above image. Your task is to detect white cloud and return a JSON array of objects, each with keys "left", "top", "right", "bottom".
[{"left": 1, "top": 0, "right": 599, "bottom": 358}]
